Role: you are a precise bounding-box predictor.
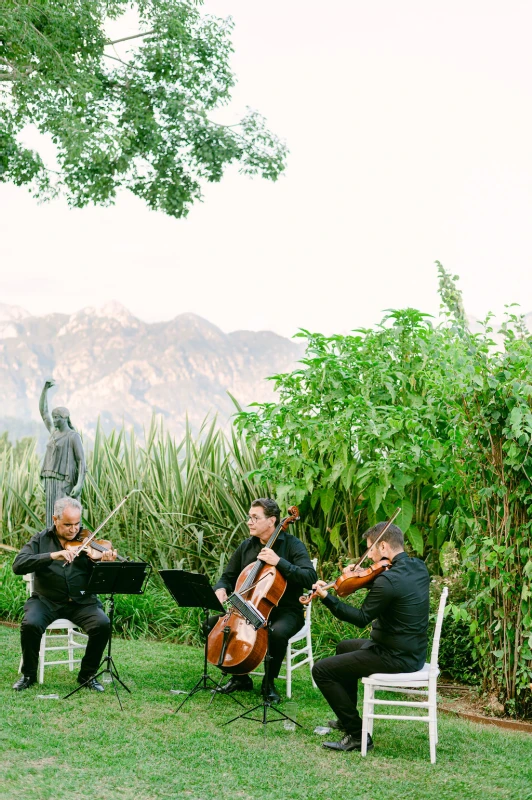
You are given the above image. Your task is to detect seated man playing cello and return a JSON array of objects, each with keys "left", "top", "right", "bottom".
[
  {"left": 211, "top": 498, "right": 317, "bottom": 703},
  {"left": 12, "top": 496, "right": 117, "bottom": 692},
  {"left": 312, "top": 521, "right": 430, "bottom": 752}
]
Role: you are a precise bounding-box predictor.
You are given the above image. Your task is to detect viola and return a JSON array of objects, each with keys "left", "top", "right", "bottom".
[
  {"left": 207, "top": 506, "right": 300, "bottom": 675},
  {"left": 299, "top": 507, "right": 401, "bottom": 606}
]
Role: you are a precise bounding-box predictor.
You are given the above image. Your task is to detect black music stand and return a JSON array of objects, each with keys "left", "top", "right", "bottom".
[
  {"left": 159, "top": 569, "right": 245, "bottom": 712},
  {"left": 221, "top": 622, "right": 302, "bottom": 729},
  {"left": 63, "top": 561, "right": 151, "bottom": 710}
]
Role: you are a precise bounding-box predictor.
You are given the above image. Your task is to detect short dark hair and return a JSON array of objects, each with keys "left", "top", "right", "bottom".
[
  {"left": 251, "top": 498, "right": 281, "bottom": 526},
  {"left": 363, "top": 521, "right": 404, "bottom": 551}
]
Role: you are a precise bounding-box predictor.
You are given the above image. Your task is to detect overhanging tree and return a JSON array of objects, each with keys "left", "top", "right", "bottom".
[{"left": 0, "top": 0, "right": 288, "bottom": 216}]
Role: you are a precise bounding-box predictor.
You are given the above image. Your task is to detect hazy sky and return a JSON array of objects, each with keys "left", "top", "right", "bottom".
[{"left": 2, "top": 1, "right": 531, "bottom": 338}]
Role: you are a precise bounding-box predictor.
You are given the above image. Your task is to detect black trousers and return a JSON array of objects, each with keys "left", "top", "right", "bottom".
[
  {"left": 312, "top": 638, "right": 415, "bottom": 735},
  {"left": 21, "top": 596, "right": 111, "bottom": 681},
  {"left": 206, "top": 606, "right": 304, "bottom": 680}
]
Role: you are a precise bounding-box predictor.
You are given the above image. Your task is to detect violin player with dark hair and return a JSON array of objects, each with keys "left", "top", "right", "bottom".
[
  {"left": 208, "top": 498, "right": 317, "bottom": 704},
  {"left": 311, "top": 521, "right": 430, "bottom": 752}
]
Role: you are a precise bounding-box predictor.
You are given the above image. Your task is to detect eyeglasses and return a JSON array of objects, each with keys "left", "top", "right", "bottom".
[{"left": 246, "top": 515, "right": 267, "bottom": 524}]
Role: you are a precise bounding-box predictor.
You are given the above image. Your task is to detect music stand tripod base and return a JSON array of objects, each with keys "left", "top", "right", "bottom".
[
  {"left": 221, "top": 624, "right": 303, "bottom": 729},
  {"left": 63, "top": 561, "right": 150, "bottom": 710},
  {"left": 159, "top": 570, "right": 244, "bottom": 713}
]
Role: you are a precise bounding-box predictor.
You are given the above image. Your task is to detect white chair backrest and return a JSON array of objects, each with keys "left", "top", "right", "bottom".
[
  {"left": 429, "top": 586, "right": 449, "bottom": 670},
  {"left": 23, "top": 573, "right": 35, "bottom": 594},
  {"left": 303, "top": 558, "right": 318, "bottom": 629}
]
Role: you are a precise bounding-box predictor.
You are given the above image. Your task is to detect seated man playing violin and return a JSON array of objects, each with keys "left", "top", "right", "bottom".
[
  {"left": 211, "top": 498, "right": 317, "bottom": 703},
  {"left": 12, "top": 496, "right": 117, "bottom": 692},
  {"left": 312, "top": 521, "right": 430, "bottom": 752}
]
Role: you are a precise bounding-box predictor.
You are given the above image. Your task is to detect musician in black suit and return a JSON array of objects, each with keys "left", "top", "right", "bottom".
[{"left": 210, "top": 498, "right": 317, "bottom": 703}]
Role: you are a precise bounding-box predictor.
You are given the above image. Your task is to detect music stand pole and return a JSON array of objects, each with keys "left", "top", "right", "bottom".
[
  {"left": 221, "top": 622, "right": 302, "bottom": 729},
  {"left": 159, "top": 569, "right": 245, "bottom": 713},
  {"left": 63, "top": 561, "right": 150, "bottom": 710}
]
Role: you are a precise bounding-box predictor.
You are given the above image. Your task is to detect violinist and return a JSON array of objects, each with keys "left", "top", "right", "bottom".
[
  {"left": 312, "top": 521, "right": 430, "bottom": 752},
  {"left": 210, "top": 498, "right": 317, "bottom": 703},
  {"left": 12, "top": 496, "right": 117, "bottom": 692}
]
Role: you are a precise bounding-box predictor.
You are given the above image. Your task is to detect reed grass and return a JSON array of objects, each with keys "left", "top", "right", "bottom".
[{"left": 0, "top": 416, "right": 271, "bottom": 584}]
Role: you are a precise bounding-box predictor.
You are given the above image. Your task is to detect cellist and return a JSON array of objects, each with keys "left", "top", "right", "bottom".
[
  {"left": 210, "top": 498, "right": 317, "bottom": 703},
  {"left": 311, "top": 520, "right": 430, "bottom": 753},
  {"left": 12, "top": 496, "right": 117, "bottom": 693}
]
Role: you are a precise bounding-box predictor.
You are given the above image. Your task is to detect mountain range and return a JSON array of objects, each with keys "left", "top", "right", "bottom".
[{"left": 0, "top": 302, "right": 304, "bottom": 447}]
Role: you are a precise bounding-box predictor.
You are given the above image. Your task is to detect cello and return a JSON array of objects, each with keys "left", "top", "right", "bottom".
[{"left": 207, "top": 506, "right": 300, "bottom": 675}]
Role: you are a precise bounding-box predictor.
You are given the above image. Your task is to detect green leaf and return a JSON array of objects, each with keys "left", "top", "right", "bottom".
[
  {"left": 328, "top": 522, "right": 342, "bottom": 551},
  {"left": 341, "top": 463, "right": 358, "bottom": 491},
  {"left": 406, "top": 524, "right": 424, "bottom": 556},
  {"left": 384, "top": 498, "right": 413, "bottom": 533},
  {"left": 368, "top": 483, "right": 385, "bottom": 513},
  {"left": 308, "top": 526, "right": 327, "bottom": 557},
  {"left": 320, "top": 487, "right": 335, "bottom": 515}
]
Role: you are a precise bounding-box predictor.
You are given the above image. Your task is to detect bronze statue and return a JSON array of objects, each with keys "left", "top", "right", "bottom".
[{"left": 39, "top": 379, "right": 86, "bottom": 528}]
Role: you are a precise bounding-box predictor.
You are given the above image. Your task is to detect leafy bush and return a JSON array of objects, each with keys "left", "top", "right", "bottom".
[
  {"left": 430, "top": 578, "right": 479, "bottom": 686},
  {"left": 438, "top": 616, "right": 479, "bottom": 686}
]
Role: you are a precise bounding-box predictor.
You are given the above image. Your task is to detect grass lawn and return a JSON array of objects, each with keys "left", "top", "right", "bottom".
[{"left": 0, "top": 626, "right": 530, "bottom": 800}]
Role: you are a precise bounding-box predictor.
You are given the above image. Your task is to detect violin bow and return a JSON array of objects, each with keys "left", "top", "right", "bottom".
[{"left": 348, "top": 506, "right": 402, "bottom": 572}]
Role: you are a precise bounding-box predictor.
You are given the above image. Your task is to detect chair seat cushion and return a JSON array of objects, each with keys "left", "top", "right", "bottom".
[
  {"left": 47, "top": 619, "right": 77, "bottom": 630},
  {"left": 362, "top": 663, "right": 439, "bottom": 685}
]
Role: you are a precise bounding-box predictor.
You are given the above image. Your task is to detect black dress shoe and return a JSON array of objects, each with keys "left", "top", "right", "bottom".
[
  {"left": 78, "top": 675, "right": 105, "bottom": 692},
  {"left": 219, "top": 674, "right": 253, "bottom": 694},
  {"left": 262, "top": 680, "right": 281, "bottom": 704},
  {"left": 322, "top": 733, "right": 374, "bottom": 752},
  {"left": 13, "top": 675, "right": 37, "bottom": 691}
]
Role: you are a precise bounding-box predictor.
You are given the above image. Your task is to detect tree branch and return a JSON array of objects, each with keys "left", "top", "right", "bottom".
[
  {"left": 106, "top": 30, "right": 156, "bottom": 46},
  {"left": 103, "top": 54, "right": 131, "bottom": 69}
]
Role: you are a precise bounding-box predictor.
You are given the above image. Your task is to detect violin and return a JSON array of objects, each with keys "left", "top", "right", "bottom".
[
  {"left": 64, "top": 530, "right": 125, "bottom": 562},
  {"left": 300, "top": 558, "right": 391, "bottom": 605},
  {"left": 299, "top": 507, "right": 401, "bottom": 606},
  {"left": 61, "top": 492, "right": 139, "bottom": 566}
]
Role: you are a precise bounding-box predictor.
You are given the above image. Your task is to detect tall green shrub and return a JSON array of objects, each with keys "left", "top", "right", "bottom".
[
  {"left": 236, "top": 265, "right": 532, "bottom": 714},
  {"left": 235, "top": 308, "right": 458, "bottom": 567},
  {"left": 439, "top": 312, "right": 532, "bottom": 714}
]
